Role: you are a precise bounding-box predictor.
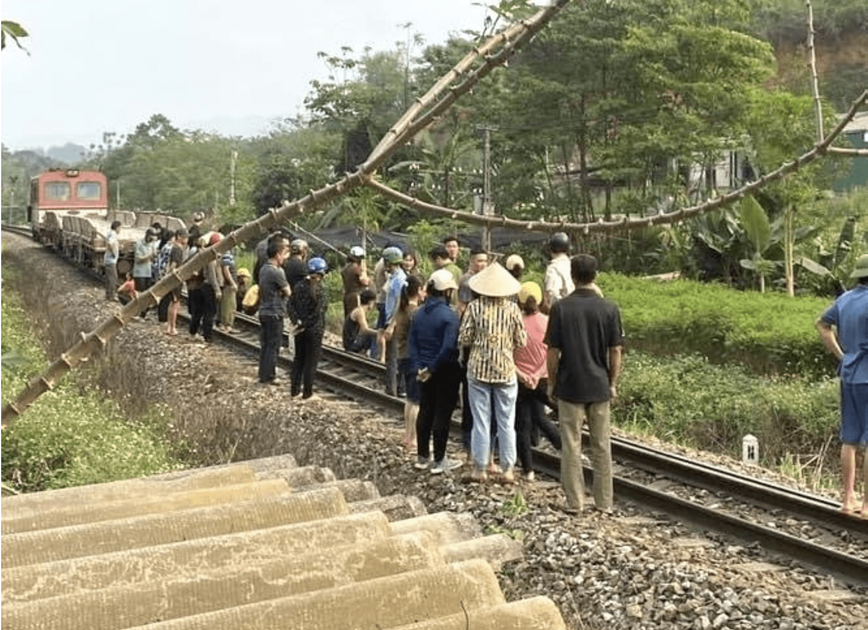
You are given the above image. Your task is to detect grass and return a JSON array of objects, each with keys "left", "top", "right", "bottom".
[{"left": 1, "top": 267, "right": 179, "bottom": 493}]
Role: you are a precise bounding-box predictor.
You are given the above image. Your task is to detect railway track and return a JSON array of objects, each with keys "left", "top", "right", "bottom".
[
  {"left": 5, "top": 224, "right": 868, "bottom": 587},
  {"left": 213, "top": 309, "right": 868, "bottom": 586}
]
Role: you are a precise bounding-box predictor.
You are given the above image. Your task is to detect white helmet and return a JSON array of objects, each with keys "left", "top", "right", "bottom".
[
  {"left": 349, "top": 245, "right": 366, "bottom": 258},
  {"left": 290, "top": 239, "right": 308, "bottom": 255}
]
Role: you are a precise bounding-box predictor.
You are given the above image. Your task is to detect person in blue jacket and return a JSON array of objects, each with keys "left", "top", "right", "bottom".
[{"left": 409, "top": 269, "right": 462, "bottom": 475}]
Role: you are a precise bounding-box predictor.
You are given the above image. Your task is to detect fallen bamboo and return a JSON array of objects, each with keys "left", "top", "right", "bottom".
[
  {"left": 1, "top": 1, "right": 572, "bottom": 425},
  {"left": 366, "top": 90, "right": 867, "bottom": 236}
]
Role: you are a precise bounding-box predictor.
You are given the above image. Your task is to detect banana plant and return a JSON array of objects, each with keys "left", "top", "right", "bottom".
[
  {"left": 796, "top": 216, "right": 859, "bottom": 295},
  {"left": 739, "top": 194, "right": 776, "bottom": 292}
]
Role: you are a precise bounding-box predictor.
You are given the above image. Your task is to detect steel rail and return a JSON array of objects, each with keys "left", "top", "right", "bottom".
[
  {"left": 318, "top": 341, "right": 868, "bottom": 534},
  {"left": 530, "top": 449, "right": 868, "bottom": 587},
  {"left": 7, "top": 227, "right": 867, "bottom": 586}
]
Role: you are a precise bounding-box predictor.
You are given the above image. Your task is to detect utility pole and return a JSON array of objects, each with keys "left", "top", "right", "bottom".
[
  {"left": 477, "top": 124, "right": 497, "bottom": 252},
  {"left": 229, "top": 149, "right": 238, "bottom": 206}
]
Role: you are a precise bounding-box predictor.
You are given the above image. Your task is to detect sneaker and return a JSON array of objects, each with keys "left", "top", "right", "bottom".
[
  {"left": 414, "top": 456, "right": 431, "bottom": 470},
  {"left": 525, "top": 470, "right": 535, "bottom": 482},
  {"left": 430, "top": 457, "right": 462, "bottom": 475}
]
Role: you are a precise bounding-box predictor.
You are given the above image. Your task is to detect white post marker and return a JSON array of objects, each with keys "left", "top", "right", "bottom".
[{"left": 742, "top": 434, "right": 759, "bottom": 466}]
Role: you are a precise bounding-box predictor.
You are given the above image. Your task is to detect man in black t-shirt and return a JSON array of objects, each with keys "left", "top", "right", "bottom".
[
  {"left": 545, "top": 254, "right": 623, "bottom": 514},
  {"left": 258, "top": 240, "right": 291, "bottom": 385}
]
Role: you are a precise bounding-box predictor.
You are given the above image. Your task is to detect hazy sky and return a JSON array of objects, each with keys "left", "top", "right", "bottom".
[{"left": 1, "top": 0, "right": 493, "bottom": 150}]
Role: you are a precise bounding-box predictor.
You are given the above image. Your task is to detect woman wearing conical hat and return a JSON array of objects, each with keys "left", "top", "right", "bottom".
[{"left": 458, "top": 262, "right": 527, "bottom": 483}]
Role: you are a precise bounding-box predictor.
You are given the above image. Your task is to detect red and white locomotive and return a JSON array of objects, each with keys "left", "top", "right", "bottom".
[{"left": 29, "top": 169, "right": 185, "bottom": 275}]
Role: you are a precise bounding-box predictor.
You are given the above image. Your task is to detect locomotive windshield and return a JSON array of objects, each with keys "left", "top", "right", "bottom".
[
  {"left": 76, "top": 182, "right": 102, "bottom": 200},
  {"left": 44, "top": 182, "right": 71, "bottom": 200}
]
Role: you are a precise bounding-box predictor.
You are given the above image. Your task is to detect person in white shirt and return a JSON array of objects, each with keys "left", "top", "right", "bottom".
[
  {"left": 544, "top": 232, "right": 574, "bottom": 308},
  {"left": 104, "top": 221, "right": 121, "bottom": 300}
]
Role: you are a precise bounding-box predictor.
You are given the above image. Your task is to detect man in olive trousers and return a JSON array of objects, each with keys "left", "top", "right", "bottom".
[{"left": 546, "top": 254, "right": 623, "bottom": 514}]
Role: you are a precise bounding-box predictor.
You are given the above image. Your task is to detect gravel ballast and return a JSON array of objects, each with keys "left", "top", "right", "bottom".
[{"left": 3, "top": 233, "right": 867, "bottom": 630}]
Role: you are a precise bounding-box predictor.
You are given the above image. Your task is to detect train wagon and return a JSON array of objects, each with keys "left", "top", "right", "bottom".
[{"left": 29, "top": 169, "right": 109, "bottom": 247}]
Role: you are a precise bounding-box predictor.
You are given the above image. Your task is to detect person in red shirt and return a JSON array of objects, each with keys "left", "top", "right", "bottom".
[{"left": 514, "top": 282, "right": 562, "bottom": 481}]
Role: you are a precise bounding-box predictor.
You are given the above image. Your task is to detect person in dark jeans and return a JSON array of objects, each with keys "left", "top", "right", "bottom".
[
  {"left": 515, "top": 281, "right": 562, "bottom": 480},
  {"left": 409, "top": 269, "right": 462, "bottom": 474},
  {"left": 257, "top": 238, "right": 291, "bottom": 384},
  {"left": 288, "top": 257, "right": 329, "bottom": 399},
  {"left": 193, "top": 232, "right": 223, "bottom": 342}
]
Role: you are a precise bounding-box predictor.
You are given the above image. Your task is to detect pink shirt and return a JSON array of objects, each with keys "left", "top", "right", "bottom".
[{"left": 514, "top": 312, "right": 548, "bottom": 389}]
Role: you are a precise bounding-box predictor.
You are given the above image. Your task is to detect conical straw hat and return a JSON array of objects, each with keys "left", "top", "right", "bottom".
[
  {"left": 850, "top": 254, "right": 868, "bottom": 279},
  {"left": 468, "top": 262, "right": 521, "bottom": 297}
]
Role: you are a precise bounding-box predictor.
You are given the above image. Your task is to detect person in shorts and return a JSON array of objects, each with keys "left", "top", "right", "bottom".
[{"left": 816, "top": 253, "right": 868, "bottom": 516}]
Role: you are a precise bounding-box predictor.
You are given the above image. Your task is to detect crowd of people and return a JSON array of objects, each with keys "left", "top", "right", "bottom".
[
  {"left": 105, "top": 218, "right": 626, "bottom": 511},
  {"left": 341, "top": 232, "right": 625, "bottom": 513},
  {"left": 102, "top": 214, "right": 867, "bottom": 517},
  {"left": 104, "top": 213, "right": 251, "bottom": 342}
]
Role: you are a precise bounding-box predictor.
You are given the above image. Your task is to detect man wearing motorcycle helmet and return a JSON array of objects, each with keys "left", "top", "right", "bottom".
[
  {"left": 342, "top": 245, "right": 370, "bottom": 317},
  {"left": 544, "top": 232, "right": 573, "bottom": 308},
  {"left": 284, "top": 238, "right": 310, "bottom": 290},
  {"left": 288, "top": 256, "right": 329, "bottom": 400},
  {"left": 381, "top": 245, "right": 408, "bottom": 397}
]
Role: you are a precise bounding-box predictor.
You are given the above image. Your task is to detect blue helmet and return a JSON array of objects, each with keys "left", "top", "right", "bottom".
[{"left": 307, "top": 256, "right": 328, "bottom": 275}]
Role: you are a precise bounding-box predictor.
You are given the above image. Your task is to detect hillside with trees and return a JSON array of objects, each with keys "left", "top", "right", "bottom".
[{"left": 2, "top": 0, "right": 865, "bottom": 295}]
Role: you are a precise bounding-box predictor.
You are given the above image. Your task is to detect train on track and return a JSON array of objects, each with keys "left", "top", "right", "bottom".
[{"left": 28, "top": 168, "right": 186, "bottom": 275}]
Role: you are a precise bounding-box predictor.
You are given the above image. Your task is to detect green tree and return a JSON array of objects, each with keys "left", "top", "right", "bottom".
[
  {"left": 474, "top": 0, "right": 776, "bottom": 227},
  {"left": 1, "top": 20, "right": 29, "bottom": 54},
  {"left": 305, "top": 44, "right": 418, "bottom": 173},
  {"left": 739, "top": 195, "right": 775, "bottom": 292},
  {"left": 249, "top": 119, "right": 341, "bottom": 217}
]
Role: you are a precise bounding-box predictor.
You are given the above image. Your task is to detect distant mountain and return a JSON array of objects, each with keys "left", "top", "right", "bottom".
[{"left": 45, "top": 143, "right": 89, "bottom": 166}]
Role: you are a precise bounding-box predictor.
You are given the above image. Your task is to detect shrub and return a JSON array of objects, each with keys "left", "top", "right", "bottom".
[
  {"left": 598, "top": 273, "right": 839, "bottom": 378},
  {"left": 615, "top": 351, "right": 840, "bottom": 467},
  {"left": 1, "top": 282, "right": 177, "bottom": 493}
]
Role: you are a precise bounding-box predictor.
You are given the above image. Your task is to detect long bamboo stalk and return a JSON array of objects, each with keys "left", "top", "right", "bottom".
[
  {"left": 366, "top": 15, "right": 533, "bottom": 164},
  {"left": 805, "top": 0, "right": 824, "bottom": 142},
  {"left": 365, "top": 0, "right": 572, "bottom": 174},
  {"left": 1, "top": 2, "right": 574, "bottom": 425},
  {"left": 828, "top": 147, "right": 868, "bottom": 156},
  {"left": 366, "top": 91, "right": 867, "bottom": 236}
]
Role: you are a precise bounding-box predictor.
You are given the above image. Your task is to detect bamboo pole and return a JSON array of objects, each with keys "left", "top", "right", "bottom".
[
  {"left": 366, "top": 0, "right": 571, "bottom": 166},
  {"left": 365, "top": 90, "right": 867, "bottom": 237},
  {"left": 828, "top": 147, "right": 868, "bottom": 156},
  {"left": 1, "top": 2, "right": 573, "bottom": 425},
  {"left": 805, "top": 0, "right": 824, "bottom": 142}
]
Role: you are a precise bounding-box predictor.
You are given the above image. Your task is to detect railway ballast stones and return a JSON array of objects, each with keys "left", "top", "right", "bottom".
[{"left": 3, "top": 231, "right": 867, "bottom": 630}]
